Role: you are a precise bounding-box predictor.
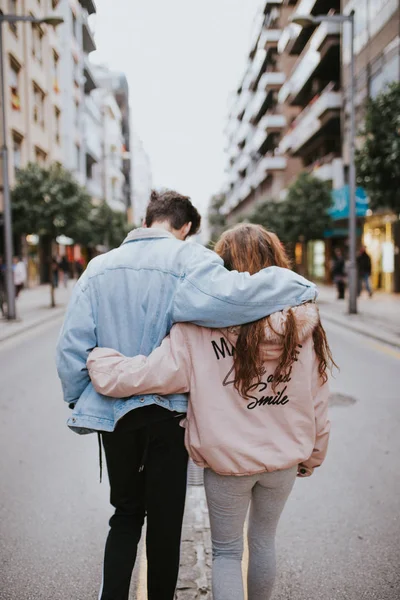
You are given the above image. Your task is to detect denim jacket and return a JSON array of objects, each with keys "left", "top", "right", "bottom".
[{"left": 56, "top": 228, "right": 317, "bottom": 434}]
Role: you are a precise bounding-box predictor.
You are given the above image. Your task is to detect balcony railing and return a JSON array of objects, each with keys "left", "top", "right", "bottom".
[
  {"left": 260, "top": 29, "right": 281, "bottom": 49},
  {"left": 278, "top": 21, "right": 340, "bottom": 105},
  {"left": 82, "top": 13, "right": 96, "bottom": 53},
  {"left": 279, "top": 84, "right": 342, "bottom": 154},
  {"left": 259, "top": 71, "right": 285, "bottom": 91},
  {"left": 259, "top": 113, "right": 286, "bottom": 130},
  {"left": 243, "top": 90, "right": 262, "bottom": 123}
]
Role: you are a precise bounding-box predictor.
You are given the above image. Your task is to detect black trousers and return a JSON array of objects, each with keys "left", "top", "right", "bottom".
[{"left": 100, "top": 407, "right": 188, "bottom": 600}]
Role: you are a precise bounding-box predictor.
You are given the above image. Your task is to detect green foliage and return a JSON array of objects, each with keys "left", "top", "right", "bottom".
[
  {"left": 248, "top": 172, "right": 332, "bottom": 243},
  {"left": 248, "top": 199, "right": 287, "bottom": 240},
  {"left": 283, "top": 172, "right": 333, "bottom": 242},
  {"left": 356, "top": 82, "right": 400, "bottom": 212},
  {"left": 207, "top": 193, "right": 227, "bottom": 244},
  {"left": 12, "top": 163, "right": 92, "bottom": 239},
  {"left": 12, "top": 163, "right": 130, "bottom": 250}
]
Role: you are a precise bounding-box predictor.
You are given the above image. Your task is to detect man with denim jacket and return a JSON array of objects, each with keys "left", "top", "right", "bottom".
[{"left": 56, "top": 189, "right": 317, "bottom": 600}]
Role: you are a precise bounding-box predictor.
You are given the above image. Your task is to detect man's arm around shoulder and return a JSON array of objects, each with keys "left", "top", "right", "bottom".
[{"left": 173, "top": 243, "right": 317, "bottom": 327}]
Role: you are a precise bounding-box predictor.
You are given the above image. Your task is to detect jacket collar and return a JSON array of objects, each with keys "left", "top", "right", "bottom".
[{"left": 122, "top": 227, "right": 176, "bottom": 244}]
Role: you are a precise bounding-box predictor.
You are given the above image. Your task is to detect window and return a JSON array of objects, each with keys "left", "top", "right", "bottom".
[
  {"left": 8, "top": 0, "right": 18, "bottom": 34},
  {"left": 110, "top": 144, "right": 118, "bottom": 166},
  {"left": 35, "top": 146, "right": 47, "bottom": 166},
  {"left": 111, "top": 177, "right": 117, "bottom": 200},
  {"left": 33, "top": 83, "right": 45, "bottom": 127},
  {"left": 72, "top": 11, "right": 77, "bottom": 38},
  {"left": 12, "top": 132, "right": 23, "bottom": 172},
  {"left": 54, "top": 107, "right": 61, "bottom": 144},
  {"left": 75, "top": 144, "right": 81, "bottom": 170},
  {"left": 73, "top": 57, "right": 80, "bottom": 87},
  {"left": 9, "top": 57, "right": 21, "bottom": 111},
  {"left": 74, "top": 100, "right": 80, "bottom": 128},
  {"left": 52, "top": 51, "right": 60, "bottom": 93},
  {"left": 32, "top": 23, "right": 43, "bottom": 63}
]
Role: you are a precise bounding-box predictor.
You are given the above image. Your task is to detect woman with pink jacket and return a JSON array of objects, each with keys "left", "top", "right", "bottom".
[{"left": 87, "top": 224, "right": 334, "bottom": 600}]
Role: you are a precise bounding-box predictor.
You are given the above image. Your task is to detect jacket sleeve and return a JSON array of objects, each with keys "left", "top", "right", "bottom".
[
  {"left": 87, "top": 324, "right": 191, "bottom": 398},
  {"left": 173, "top": 243, "right": 317, "bottom": 327},
  {"left": 302, "top": 355, "right": 331, "bottom": 471},
  {"left": 56, "top": 277, "right": 96, "bottom": 405}
]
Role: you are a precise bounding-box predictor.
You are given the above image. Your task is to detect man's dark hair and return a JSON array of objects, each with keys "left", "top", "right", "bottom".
[{"left": 145, "top": 189, "right": 201, "bottom": 237}]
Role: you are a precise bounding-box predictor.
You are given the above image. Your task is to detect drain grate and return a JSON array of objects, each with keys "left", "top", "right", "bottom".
[
  {"left": 329, "top": 393, "right": 357, "bottom": 407},
  {"left": 187, "top": 459, "right": 204, "bottom": 486}
]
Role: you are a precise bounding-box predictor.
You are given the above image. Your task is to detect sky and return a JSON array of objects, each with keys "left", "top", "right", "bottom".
[{"left": 92, "top": 0, "right": 261, "bottom": 215}]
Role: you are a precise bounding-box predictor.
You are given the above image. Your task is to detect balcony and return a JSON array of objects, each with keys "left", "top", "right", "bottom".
[
  {"left": 84, "top": 55, "right": 97, "bottom": 93},
  {"left": 259, "top": 71, "right": 285, "bottom": 91},
  {"left": 280, "top": 0, "right": 339, "bottom": 54},
  {"left": 244, "top": 90, "right": 265, "bottom": 124},
  {"left": 256, "top": 154, "right": 287, "bottom": 176},
  {"left": 278, "top": 21, "right": 340, "bottom": 106},
  {"left": 236, "top": 120, "right": 253, "bottom": 148},
  {"left": 82, "top": 15, "right": 96, "bottom": 53},
  {"left": 259, "top": 113, "right": 286, "bottom": 131},
  {"left": 279, "top": 85, "right": 342, "bottom": 154},
  {"left": 79, "top": 0, "right": 96, "bottom": 15},
  {"left": 236, "top": 153, "right": 252, "bottom": 174},
  {"left": 259, "top": 29, "right": 281, "bottom": 50}
]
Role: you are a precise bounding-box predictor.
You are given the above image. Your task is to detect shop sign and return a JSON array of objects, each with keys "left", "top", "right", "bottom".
[{"left": 329, "top": 186, "right": 369, "bottom": 220}]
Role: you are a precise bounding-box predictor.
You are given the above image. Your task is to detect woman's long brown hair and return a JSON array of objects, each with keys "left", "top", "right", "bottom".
[{"left": 214, "top": 224, "right": 336, "bottom": 399}]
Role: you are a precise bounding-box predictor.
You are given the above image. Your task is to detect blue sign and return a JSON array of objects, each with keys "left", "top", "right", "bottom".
[{"left": 329, "top": 186, "right": 369, "bottom": 220}]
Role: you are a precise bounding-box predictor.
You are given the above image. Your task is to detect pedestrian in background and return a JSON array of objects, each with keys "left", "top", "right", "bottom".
[
  {"left": 13, "top": 256, "right": 27, "bottom": 298},
  {"left": 331, "top": 247, "right": 346, "bottom": 300},
  {"left": 357, "top": 246, "right": 373, "bottom": 297},
  {"left": 56, "top": 191, "right": 317, "bottom": 600},
  {"left": 51, "top": 256, "right": 60, "bottom": 288},
  {"left": 60, "top": 256, "right": 70, "bottom": 288}
]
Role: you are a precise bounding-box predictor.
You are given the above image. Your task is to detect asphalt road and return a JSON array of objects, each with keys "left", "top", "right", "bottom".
[{"left": 0, "top": 317, "right": 399, "bottom": 600}]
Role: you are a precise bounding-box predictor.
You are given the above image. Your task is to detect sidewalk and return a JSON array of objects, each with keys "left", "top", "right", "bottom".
[
  {"left": 317, "top": 284, "right": 400, "bottom": 348},
  {"left": 0, "top": 282, "right": 73, "bottom": 343}
]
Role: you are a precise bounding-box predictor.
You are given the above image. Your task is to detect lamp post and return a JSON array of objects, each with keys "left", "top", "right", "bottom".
[
  {"left": 0, "top": 13, "right": 63, "bottom": 319},
  {"left": 290, "top": 11, "right": 357, "bottom": 314}
]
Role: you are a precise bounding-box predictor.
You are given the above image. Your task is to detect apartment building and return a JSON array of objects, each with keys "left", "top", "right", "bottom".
[
  {"left": 224, "top": 0, "right": 302, "bottom": 222},
  {"left": 278, "top": 0, "right": 342, "bottom": 187},
  {"left": 0, "top": 0, "right": 64, "bottom": 198},
  {"left": 341, "top": 0, "right": 400, "bottom": 292},
  {"left": 92, "top": 67, "right": 132, "bottom": 216},
  {"left": 57, "top": 0, "right": 96, "bottom": 186}
]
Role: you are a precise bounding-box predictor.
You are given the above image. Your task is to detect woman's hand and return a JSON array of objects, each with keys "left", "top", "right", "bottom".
[{"left": 297, "top": 464, "right": 314, "bottom": 477}]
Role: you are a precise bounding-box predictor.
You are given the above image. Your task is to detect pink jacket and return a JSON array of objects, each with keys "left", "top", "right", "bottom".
[{"left": 87, "top": 304, "right": 330, "bottom": 477}]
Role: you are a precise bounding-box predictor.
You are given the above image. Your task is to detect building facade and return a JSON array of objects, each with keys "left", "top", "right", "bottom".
[
  {"left": 341, "top": 0, "right": 400, "bottom": 292},
  {"left": 0, "top": 0, "right": 65, "bottom": 196},
  {"left": 223, "top": 0, "right": 400, "bottom": 290}
]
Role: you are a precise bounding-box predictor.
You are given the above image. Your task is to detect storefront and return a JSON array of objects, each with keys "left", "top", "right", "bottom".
[{"left": 363, "top": 213, "right": 398, "bottom": 293}]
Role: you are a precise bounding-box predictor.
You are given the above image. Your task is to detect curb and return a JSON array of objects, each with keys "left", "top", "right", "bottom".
[
  {"left": 0, "top": 308, "right": 65, "bottom": 343},
  {"left": 319, "top": 309, "right": 400, "bottom": 350}
]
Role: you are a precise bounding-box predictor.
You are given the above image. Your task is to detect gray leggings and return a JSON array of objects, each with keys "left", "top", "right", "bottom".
[{"left": 204, "top": 466, "right": 297, "bottom": 600}]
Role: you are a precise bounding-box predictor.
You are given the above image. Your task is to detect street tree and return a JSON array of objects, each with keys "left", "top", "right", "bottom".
[
  {"left": 12, "top": 163, "right": 92, "bottom": 307},
  {"left": 356, "top": 82, "right": 400, "bottom": 213},
  {"left": 283, "top": 172, "right": 333, "bottom": 243},
  {"left": 248, "top": 199, "right": 287, "bottom": 241}
]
